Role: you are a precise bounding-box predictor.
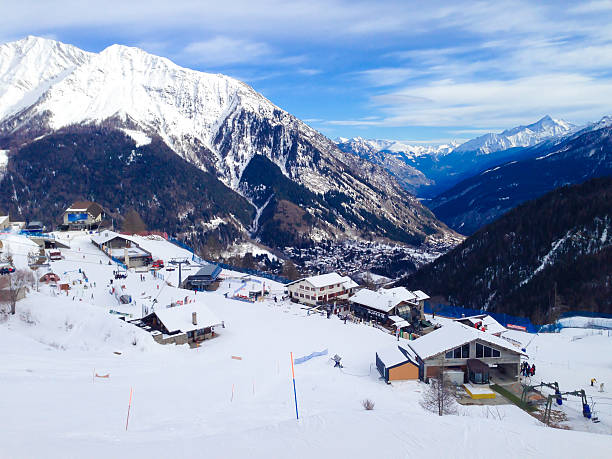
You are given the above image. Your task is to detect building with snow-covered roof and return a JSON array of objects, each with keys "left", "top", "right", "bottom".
[
  {"left": 407, "top": 322, "right": 526, "bottom": 383},
  {"left": 349, "top": 287, "right": 427, "bottom": 327},
  {"left": 91, "top": 231, "right": 152, "bottom": 268},
  {"left": 376, "top": 345, "right": 419, "bottom": 383},
  {"left": 183, "top": 264, "right": 222, "bottom": 291},
  {"left": 286, "top": 272, "right": 358, "bottom": 306},
  {"left": 63, "top": 201, "right": 105, "bottom": 228},
  {"left": 454, "top": 314, "right": 507, "bottom": 337},
  {"left": 62, "top": 201, "right": 106, "bottom": 230},
  {"left": 137, "top": 304, "right": 224, "bottom": 346}
]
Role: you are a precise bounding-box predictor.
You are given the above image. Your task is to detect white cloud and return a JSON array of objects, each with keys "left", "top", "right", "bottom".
[
  {"left": 570, "top": 1, "right": 612, "bottom": 13},
  {"left": 356, "top": 67, "right": 413, "bottom": 86},
  {"left": 297, "top": 68, "right": 322, "bottom": 76},
  {"left": 369, "top": 74, "right": 612, "bottom": 127},
  {"left": 182, "top": 36, "right": 273, "bottom": 66}
]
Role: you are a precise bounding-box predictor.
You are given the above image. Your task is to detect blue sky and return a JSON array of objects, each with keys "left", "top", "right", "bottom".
[{"left": 3, "top": 0, "right": 612, "bottom": 143}]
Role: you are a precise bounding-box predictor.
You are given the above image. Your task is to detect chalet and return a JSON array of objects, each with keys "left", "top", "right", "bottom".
[
  {"left": 376, "top": 345, "right": 419, "bottom": 383},
  {"left": 183, "top": 264, "right": 222, "bottom": 291},
  {"left": 40, "top": 272, "right": 61, "bottom": 283},
  {"left": 286, "top": 273, "right": 358, "bottom": 306},
  {"left": 91, "top": 231, "right": 152, "bottom": 268},
  {"left": 454, "top": 314, "right": 507, "bottom": 336},
  {"left": 349, "top": 287, "right": 428, "bottom": 328},
  {"left": 407, "top": 322, "right": 526, "bottom": 384},
  {"left": 62, "top": 201, "right": 106, "bottom": 230},
  {"left": 137, "top": 304, "right": 223, "bottom": 346}
]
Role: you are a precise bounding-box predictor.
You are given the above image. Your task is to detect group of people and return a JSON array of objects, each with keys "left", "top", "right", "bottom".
[{"left": 521, "top": 361, "right": 536, "bottom": 377}]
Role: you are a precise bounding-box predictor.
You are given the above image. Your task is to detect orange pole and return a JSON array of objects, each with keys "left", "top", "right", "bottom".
[
  {"left": 125, "top": 387, "right": 133, "bottom": 431},
  {"left": 291, "top": 352, "right": 295, "bottom": 379}
]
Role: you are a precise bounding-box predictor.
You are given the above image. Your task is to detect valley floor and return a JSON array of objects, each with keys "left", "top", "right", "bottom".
[{"left": 0, "top": 232, "right": 610, "bottom": 458}]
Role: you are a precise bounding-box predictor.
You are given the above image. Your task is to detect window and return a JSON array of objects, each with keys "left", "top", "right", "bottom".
[
  {"left": 445, "top": 344, "right": 469, "bottom": 359},
  {"left": 476, "top": 343, "right": 500, "bottom": 358}
]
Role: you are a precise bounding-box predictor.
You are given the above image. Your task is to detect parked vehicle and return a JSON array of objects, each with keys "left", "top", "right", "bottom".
[
  {"left": 152, "top": 259, "right": 164, "bottom": 269},
  {"left": 0, "top": 263, "right": 15, "bottom": 275}
]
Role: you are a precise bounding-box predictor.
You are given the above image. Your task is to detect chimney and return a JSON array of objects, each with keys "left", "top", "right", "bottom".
[{"left": 192, "top": 312, "right": 197, "bottom": 326}]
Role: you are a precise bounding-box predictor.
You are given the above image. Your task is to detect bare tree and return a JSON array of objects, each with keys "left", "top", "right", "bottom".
[
  {"left": 420, "top": 369, "right": 457, "bottom": 416},
  {"left": 362, "top": 399, "right": 375, "bottom": 410},
  {"left": 281, "top": 259, "right": 301, "bottom": 281},
  {"left": 361, "top": 272, "right": 376, "bottom": 290},
  {"left": 0, "top": 269, "right": 35, "bottom": 315}
]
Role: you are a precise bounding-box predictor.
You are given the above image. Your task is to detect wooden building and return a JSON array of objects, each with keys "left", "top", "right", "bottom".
[
  {"left": 91, "top": 231, "right": 152, "bottom": 268},
  {"left": 136, "top": 304, "right": 224, "bottom": 346},
  {"left": 349, "top": 287, "right": 428, "bottom": 328},
  {"left": 376, "top": 345, "right": 419, "bottom": 383},
  {"left": 286, "top": 273, "right": 358, "bottom": 306},
  {"left": 407, "top": 322, "right": 526, "bottom": 384},
  {"left": 40, "top": 272, "right": 61, "bottom": 283},
  {"left": 62, "top": 201, "right": 106, "bottom": 230}
]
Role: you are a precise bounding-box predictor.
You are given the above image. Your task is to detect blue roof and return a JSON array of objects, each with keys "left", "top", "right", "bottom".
[{"left": 194, "top": 264, "right": 221, "bottom": 277}]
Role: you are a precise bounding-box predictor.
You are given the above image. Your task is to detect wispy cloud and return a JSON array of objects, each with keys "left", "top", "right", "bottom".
[
  {"left": 370, "top": 74, "right": 612, "bottom": 127},
  {"left": 2, "top": 1, "right": 612, "bottom": 139},
  {"left": 182, "top": 36, "right": 273, "bottom": 66}
]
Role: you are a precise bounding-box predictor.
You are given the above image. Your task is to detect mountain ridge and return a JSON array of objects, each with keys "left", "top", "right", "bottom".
[
  {"left": 399, "top": 177, "right": 612, "bottom": 323},
  {"left": 0, "top": 36, "right": 461, "bottom": 267},
  {"left": 428, "top": 123, "right": 612, "bottom": 235}
]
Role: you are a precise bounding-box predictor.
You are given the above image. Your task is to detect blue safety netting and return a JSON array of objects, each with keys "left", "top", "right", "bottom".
[{"left": 424, "top": 302, "right": 539, "bottom": 333}]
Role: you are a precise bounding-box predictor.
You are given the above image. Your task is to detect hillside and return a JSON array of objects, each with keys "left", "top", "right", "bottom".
[
  {"left": 1, "top": 231, "right": 612, "bottom": 457},
  {"left": 428, "top": 124, "right": 612, "bottom": 234},
  {"left": 400, "top": 177, "right": 612, "bottom": 323},
  {"left": 0, "top": 127, "right": 252, "bottom": 251},
  {"left": 0, "top": 36, "right": 458, "bottom": 258}
]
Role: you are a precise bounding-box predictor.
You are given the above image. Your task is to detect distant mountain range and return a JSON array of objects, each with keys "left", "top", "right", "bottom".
[
  {"left": 453, "top": 115, "right": 576, "bottom": 155},
  {"left": 336, "top": 116, "right": 576, "bottom": 197},
  {"left": 399, "top": 177, "right": 612, "bottom": 323},
  {"left": 0, "top": 36, "right": 460, "bottom": 259},
  {"left": 428, "top": 121, "right": 612, "bottom": 234}
]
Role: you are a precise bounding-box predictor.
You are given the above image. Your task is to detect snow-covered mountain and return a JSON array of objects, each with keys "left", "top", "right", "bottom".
[
  {"left": 338, "top": 117, "right": 578, "bottom": 197},
  {"left": 453, "top": 115, "right": 576, "bottom": 155},
  {"left": 335, "top": 137, "right": 458, "bottom": 194},
  {"left": 336, "top": 137, "right": 457, "bottom": 159},
  {"left": 428, "top": 122, "right": 612, "bottom": 234},
  {"left": 0, "top": 36, "right": 459, "bottom": 256}
]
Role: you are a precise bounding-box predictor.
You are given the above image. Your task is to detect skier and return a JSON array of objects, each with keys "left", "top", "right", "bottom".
[
  {"left": 530, "top": 364, "right": 536, "bottom": 376},
  {"left": 591, "top": 378, "right": 597, "bottom": 387}
]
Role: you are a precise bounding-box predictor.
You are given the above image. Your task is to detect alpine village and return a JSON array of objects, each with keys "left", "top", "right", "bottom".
[{"left": 1, "top": 4, "right": 612, "bottom": 458}]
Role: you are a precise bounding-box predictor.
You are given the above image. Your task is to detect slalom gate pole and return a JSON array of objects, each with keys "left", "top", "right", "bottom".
[
  {"left": 291, "top": 352, "right": 299, "bottom": 420},
  {"left": 125, "top": 387, "right": 133, "bottom": 431}
]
